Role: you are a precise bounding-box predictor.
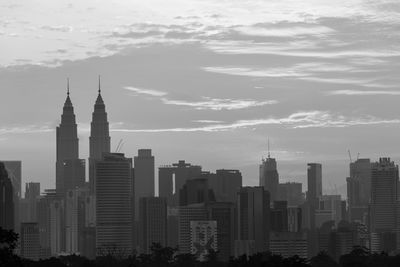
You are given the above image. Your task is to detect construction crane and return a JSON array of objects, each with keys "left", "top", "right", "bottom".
[
  {"left": 348, "top": 149, "right": 352, "bottom": 163},
  {"left": 115, "top": 139, "right": 124, "bottom": 153}
]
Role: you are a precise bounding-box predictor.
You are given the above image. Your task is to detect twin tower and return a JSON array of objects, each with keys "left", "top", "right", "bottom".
[{"left": 55, "top": 79, "right": 111, "bottom": 196}]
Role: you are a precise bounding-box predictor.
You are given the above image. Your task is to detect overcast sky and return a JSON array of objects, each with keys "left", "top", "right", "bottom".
[{"left": 1, "top": 0, "right": 400, "bottom": 196}]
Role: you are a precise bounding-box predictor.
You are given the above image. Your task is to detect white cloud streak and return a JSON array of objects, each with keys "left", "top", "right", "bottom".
[
  {"left": 235, "top": 25, "right": 335, "bottom": 37},
  {"left": 327, "top": 90, "right": 400, "bottom": 96},
  {"left": 110, "top": 111, "right": 400, "bottom": 133},
  {"left": 0, "top": 125, "right": 53, "bottom": 135},
  {"left": 123, "top": 86, "right": 168, "bottom": 96},
  {"left": 161, "top": 97, "right": 278, "bottom": 110}
]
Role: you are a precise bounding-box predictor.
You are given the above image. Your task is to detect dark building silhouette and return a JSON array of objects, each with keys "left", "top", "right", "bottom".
[
  {"left": 159, "top": 160, "right": 202, "bottom": 206},
  {"left": 179, "top": 178, "right": 215, "bottom": 206},
  {"left": 236, "top": 186, "right": 270, "bottom": 254},
  {"left": 203, "top": 169, "right": 242, "bottom": 203},
  {"left": 20, "top": 222, "right": 40, "bottom": 260},
  {"left": 277, "top": 182, "right": 304, "bottom": 206},
  {"left": 20, "top": 182, "right": 40, "bottom": 223},
  {"left": 134, "top": 149, "right": 155, "bottom": 219},
  {"left": 138, "top": 197, "right": 167, "bottom": 253},
  {"left": 271, "top": 201, "right": 288, "bottom": 232},
  {"left": 95, "top": 153, "right": 133, "bottom": 257},
  {"left": 260, "top": 155, "right": 279, "bottom": 202},
  {"left": 346, "top": 158, "right": 371, "bottom": 223},
  {"left": 0, "top": 162, "right": 14, "bottom": 230},
  {"left": 1, "top": 161, "right": 21, "bottom": 233},
  {"left": 89, "top": 79, "right": 111, "bottom": 193},
  {"left": 56, "top": 83, "right": 85, "bottom": 197}
]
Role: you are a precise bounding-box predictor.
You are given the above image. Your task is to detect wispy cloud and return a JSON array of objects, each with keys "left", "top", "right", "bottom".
[
  {"left": 123, "top": 86, "right": 168, "bottom": 96},
  {"left": 327, "top": 90, "right": 400, "bottom": 96},
  {"left": 0, "top": 125, "right": 53, "bottom": 135},
  {"left": 235, "top": 25, "right": 335, "bottom": 37},
  {"left": 110, "top": 111, "right": 400, "bottom": 133},
  {"left": 203, "top": 66, "right": 307, "bottom": 78},
  {"left": 161, "top": 97, "right": 278, "bottom": 110},
  {"left": 192, "top": 120, "right": 224, "bottom": 123}
]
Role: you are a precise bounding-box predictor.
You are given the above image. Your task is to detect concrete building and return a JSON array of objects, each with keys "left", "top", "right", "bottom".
[
  {"left": 24, "top": 182, "right": 40, "bottom": 222},
  {"left": 89, "top": 81, "right": 111, "bottom": 193},
  {"left": 260, "top": 155, "right": 279, "bottom": 202},
  {"left": 134, "top": 149, "right": 155, "bottom": 219},
  {"left": 277, "top": 182, "right": 303, "bottom": 206},
  {"left": 95, "top": 153, "right": 133, "bottom": 257},
  {"left": 190, "top": 220, "right": 217, "bottom": 261},
  {"left": 20, "top": 222, "right": 40, "bottom": 260},
  {"left": 270, "top": 232, "right": 308, "bottom": 259},
  {"left": 206, "top": 169, "right": 242, "bottom": 203},
  {"left": 159, "top": 160, "right": 202, "bottom": 206},
  {"left": 271, "top": 201, "right": 288, "bottom": 232},
  {"left": 236, "top": 186, "right": 270, "bottom": 254},
  {"left": 179, "top": 178, "right": 215, "bottom": 206},
  {"left": 288, "top": 207, "right": 302, "bottom": 232},
  {"left": 138, "top": 197, "right": 167, "bottom": 253},
  {"left": 178, "top": 204, "right": 208, "bottom": 254},
  {"left": 1, "top": 161, "right": 21, "bottom": 232},
  {"left": 0, "top": 162, "right": 14, "bottom": 231},
  {"left": 307, "top": 163, "right": 322, "bottom": 230}
]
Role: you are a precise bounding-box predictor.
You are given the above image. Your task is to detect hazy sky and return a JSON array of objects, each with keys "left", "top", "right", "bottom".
[{"left": 1, "top": 0, "right": 400, "bottom": 196}]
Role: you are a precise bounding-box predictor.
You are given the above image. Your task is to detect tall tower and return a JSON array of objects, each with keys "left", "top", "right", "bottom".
[
  {"left": 259, "top": 141, "right": 279, "bottom": 202},
  {"left": 56, "top": 81, "right": 84, "bottom": 197},
  {"left": 134, "top": 149, "right": 155, "bottom": 219},
  {"left": 89, "top": 77, "right": 111, "bottom": 192}
]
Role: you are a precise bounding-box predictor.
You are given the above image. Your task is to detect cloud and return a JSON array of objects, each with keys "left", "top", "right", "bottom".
[
  {"left": 235, "top": 25, "right": 335, "bottom": 37},
  {"left": 0, "top": 125, "right": 53, "bottom": 135},
  {"left": 110, "top": 111, "right": 400, "bottom": 133},
  {"left": 192, "top": 120, "right": 224, "bottom": 123},
  {"left": 203, "top": 66, "right": 307, "bottom": 78},
  {"left": 327, "top": 90, "right": 400, "bottom": 96},
  {"left": 123, "top": 86, "right": 168, "bottom": 97},
  {"left": 161, "top": 97, "right": 278, "bottom": 110}
]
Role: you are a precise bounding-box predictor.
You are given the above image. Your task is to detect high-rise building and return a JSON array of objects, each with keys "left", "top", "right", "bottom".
[
  {"left": 1, "top": 161, "right": 21, "bottom": 232},
  {"left": 95, "top": 153, "right": 133, "bottom": 257},
  {"left": 159, "top": 160, "right": 202, "bottom": 206},
  {"left": 306, "top": 163, "right": 322, "bottom": 231},
  {"left": 89, "top": 79, "right": 111, "bottom": 193},
  {"left": 206, "top": 169, "right": 242, "bottom": 203},
  {"left": 260, "top": 155, "right": 279, "bottom": 202},
  {"left": 236, "top": 186, "right": 270, "bottom": 254},
  {"left": 277, "top": 182, "right": 304, "bottom": 206},
  {"left": 20, "top": 222, "right": 40, "bottom": 260},
  {"left": 50, "top": 199, "right": 64, "bottom": 256},
  {"left": 0, "top": 162, "right": 14, "bottom": 230},
  {"left": 179, "top": 178, "right": 215, "bottom": 206},
  {"left": 56, "top": 84, "right": 84, "bottom": 197},
  {"left": 346, "top": 159, "right": 371, "bottom": 223},
  {"left": 207, "top": 202, "right": 235, "bottom": 261},
  {"left": 23, "top": 182, "right": 40, "bottom": 223},
  {"left": 178, "top": 204, "right": 208, "bottom": 254},
  {"left": 271, "top": 201, "right": 288, "bottom": 232},
  {"left": 287, "top": 207, "right": 302, "bottom": 232},
  {"left": 134, "top": 149, "right": 155, "bottom": 219},
  {"left": 318, "top": 195, "right": 342, "bottom": 226},
  {"left": 190, "top": 220, "right": 217, "bottom": 261},
  {"left": 370, "top": 158, "right": 398, "bottom": 233},
  {"left": 269, "top": 232, "right": 308, "bottom": 259},
  {"left": 138, "top": 197, "right": 167, "bottom": 253}
]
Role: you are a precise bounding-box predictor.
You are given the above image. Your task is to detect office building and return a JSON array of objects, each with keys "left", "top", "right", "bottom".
[
  {"left": 138, "top": 197, "right": 167, "bottom": 254},
  {"left": 134, "top": 149, "right": 155, "bottom": 219},
  {"left": 179, "top": 178, "right": 215, "bottom": 206},
  {"left": 307, "top": 163, "right": 322, "bottom": 230},
  {"left": 0, "top": 162, "right": 14, "bottom": 230},
  {"left": 20, "top": 222, "right": 40, "bottom": 260},
  {"left": 206, "top": 169, "right": 242, "bottom": 203},
  {"left": 89, "top": 80, "right": 111, "bottom": 192},
  {"left": 270, "top": 232, "right": 308, "bottom": 259},
  {"left": 95, "top": 153, "right": 133, "bottom": 257},
  {"left": 277, "top": 182, "right": 303, "bottom": 206},
  {"left": 271, "top": 201, "right": 288, "bottom": 232},
  {"left": 24, "top": 182, "right": 40, "bottom": 222},
  {"left": 1, "top": 161, "right": 21, "bottom": 232},
  {"left": 260, "top": 155, "right": 279, "bottom": 202},
  {"left": 236, "top": 186, "right": 270, "bottom": 253},
  {"left": 287, "top": 207, "right": 302, "bottom": 232},
  {"left": 190, "top": 220, "right": 217, "bottom": 261}
]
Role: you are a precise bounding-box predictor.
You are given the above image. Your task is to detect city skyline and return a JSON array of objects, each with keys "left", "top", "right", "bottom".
[{"left": 2, "top": 0, "right": 400, "bottom": 194}]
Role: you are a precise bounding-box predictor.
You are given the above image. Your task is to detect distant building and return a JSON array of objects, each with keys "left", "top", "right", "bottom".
[
  {"left": 179, "top": 178, "right": 215, "bottom": 206},
  {"left": 159, "top": 160, "right": 202, "bottom": 206},
  {"left": 50, "top": 199, "right": 64, "bottom": 256},
  {"left": 206, "top": 169, "right": 242, "bottom": 203},
  {"left": 271, "top": 201, "right": 288, "bottom": 232},
  {"left": 1, "top": 161, "right": 21, "bottom": 232},
  {"left": 190, "top": 221, "right": 217, "bottom": 261},
  {"left": 287, "top": 207, "right": 302, "bottom": 232},
  {"left": 24, "top": 182, "right": 40, "bottom": 222},
  {"left": 319, "top": 195, "right": 342, "bottom": 226},
  {"left": 260, "top": 156, "right": 279, "bottom": 202},
  {"left": 20, "top": 222, "right": 40, "bottom": 260},
  {"left": 307, "top": 163, "right": 322, "bottom": 230},
  {"left": 95, "top": 153, "right": 133, "bottom": 257},
  {"left": 270, "top": 232, "right": 308, "bottom": 259},
  {"left": 89, "top": 83, "right": 111, "bottom": 193},
  {"left": 167, "top": 207, "right": 179, "bottom": 248},
  {"left": 277, "top": 182, "right": 303, "bottom": 206},
  {"left": 236, "top": 186, "right": 270, "bottom": 254},
  {"left": 134, "top": 149, "right": 155, "bottom": 219},
  {"left": 0, "top": 162, "right": 14, "bottom": 231},
  {"left": 139, "top": 197, "right": 167, "bottom": 254},
  {"left": 178, "top": 204, "right": 208, "bottom": 254}
]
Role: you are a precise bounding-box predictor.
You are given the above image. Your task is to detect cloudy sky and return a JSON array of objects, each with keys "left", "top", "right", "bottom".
[{"left": 1, "top": 0, "right": 400, "bottom": 196}]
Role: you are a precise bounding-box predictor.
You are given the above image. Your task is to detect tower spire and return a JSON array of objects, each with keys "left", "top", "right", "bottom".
[
  {"left": 67, "top": 78, "right": 70, "bottom": 96},
  {"left": 98, "top": 75, "right": 101, "bottom": 94}
]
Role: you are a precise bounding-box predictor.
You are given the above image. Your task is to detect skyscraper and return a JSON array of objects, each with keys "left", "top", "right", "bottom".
[
  {"left": 259, "top": 155, "right": 279, "bottom": 202},
  {"left": 2, "top": 161, "right": 21, "bottom": 232},
  {"left": 205, "top": 169, "right": 242, "bottom": 203},
  {"left": 89, "top": 78, "right": 111, "bottom": 192},
  {"left": 370, "top": 158, "right": 398, "bottom": 233},
  {"left": 24, "top": 182, "right": 41, "bottom": 222},
  {"left": 0, "top": 162, "right": 14, "bottom": 230},
  {"left": 56, "top": 82, "right": 85, "bottom": 197},
  {"left": 236, "top": 186, "right": 270, "bottom": 254},
  {"left": 20, "top": 222, "right": 40, "bottom": 260},
  {"left": 138, "top": 197, "right": 167, "bottom": 253},
  {"left": 307, "top": 163, "right": 322, "bottom": 201},
  {"left": 134, "top": 149, "right": 155, "bottom": 219},
  {"left": 95, "top": 153, "right": 133, "bottom": 257}
]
